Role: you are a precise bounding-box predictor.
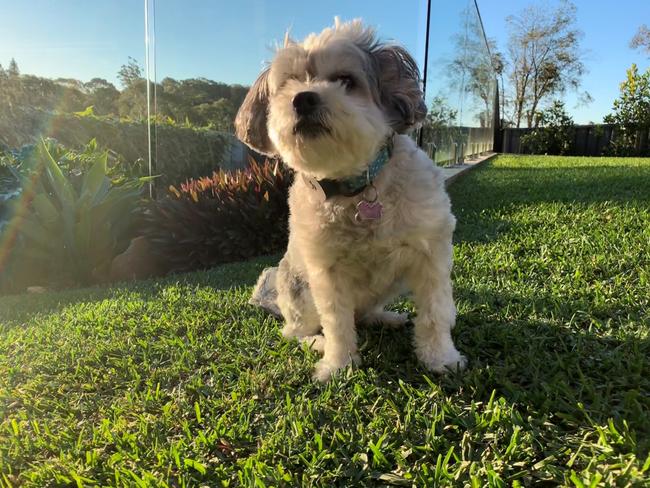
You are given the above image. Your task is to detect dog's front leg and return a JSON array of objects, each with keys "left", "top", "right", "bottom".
[
  {"left": 308, "top": 268, "right": 359, "bottom": 382},
  {"left": 406, "top": 244, "right": 467, "bottom": 373}
]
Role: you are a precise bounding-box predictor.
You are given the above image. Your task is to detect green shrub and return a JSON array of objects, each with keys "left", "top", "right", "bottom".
[
  {"left": 142, "top": 159, "right": 292, "bottom": 274},
  {"left": 3, "top": 138, "right": 145, "bottom": 185},
  {"left": 1, "top": 106, "right": 235, "bottom": 186},
  {"left": 0, "top": 163, "right": 20, "bottom": 235},
  {"left": 603, "top": 64, "right": 650, "bottom": 156},
  {"left": 520, "top": 101, "right": 575, "bottom": 155},
  {"left": 0, "top": 140, "right": 148, "bottom": 293}
]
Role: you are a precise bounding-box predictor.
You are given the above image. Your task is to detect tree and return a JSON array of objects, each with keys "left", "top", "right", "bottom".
[
  {"left": 424, "top": 96, "right": 458, "bottom": 128},
  {"left": 630, "top": 24, "right": 650, "bottom": 58},
  {"left": 421, "top": 95, "right": 461, "bottom": 163},
  {"left": 605, "top": 64, "right": 650, "bottom": 127},
  {"left": 603, "top": 64, "right": 650, "bottom": 156},
  {"left": 506, "top": 0, "right": 586, "bottom": 127},
  {"left": 489, "top": 44, "right": 508, "bottom": 126},
  {"left": 84, "top": 78, "right": 120, "bottom": 115},
  {"left": 117, "top": 79, "right": 148, "bottom": 119},
  {"left": 117, "top": 57, "right": 143, "bottom": 88},
  {"left": 8, "top": 58, "right": 19, "bottom": 77},
  {"left": 448, "top": 8, "right": 500, "bottom": 128},
  {"left": 194, "top": 98, "right": 236, "bottom": 131},
  {"left": 464, "top": 40, "right": 501, "bottom": 127},
  {"left": 520, "top": 100, "right": 575, "bottom": 154}
]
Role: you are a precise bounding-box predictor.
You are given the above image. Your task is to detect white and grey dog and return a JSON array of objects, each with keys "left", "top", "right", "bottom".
[{"left": 235, "top": 19, "right": 466, "bottom": 382}]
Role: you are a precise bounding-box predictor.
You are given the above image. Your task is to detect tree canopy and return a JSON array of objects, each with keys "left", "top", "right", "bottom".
[
  {"left": 630, "top": 24, "right": 650, "bottom": 58},
  {"left": 505, "top": 0, "right": 586, "bottom": 128},
  {"left": 0, "top": 58, "right": 249, "bottom": 131}
]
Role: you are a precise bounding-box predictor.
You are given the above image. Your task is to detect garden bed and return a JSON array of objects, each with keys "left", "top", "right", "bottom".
[{"left": 1, "top": 155, "right": 649, "bottom": 486}]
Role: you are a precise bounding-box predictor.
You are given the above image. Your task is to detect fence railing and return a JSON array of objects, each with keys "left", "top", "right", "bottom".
[
  {"left": 501, "top": 124, "right": 650, "bottom": 156},
  {"left": 420, "top": 126, "right": 494, "bottom": 166}
]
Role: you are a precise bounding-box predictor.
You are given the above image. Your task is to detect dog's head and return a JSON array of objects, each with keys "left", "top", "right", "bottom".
[{"left": 235, "top": 19, "right": 426, "bottom": 179}]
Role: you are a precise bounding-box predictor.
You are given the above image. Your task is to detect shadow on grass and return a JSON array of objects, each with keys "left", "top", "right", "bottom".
[
  {"left": 0, "top": 254, "right": 280, "bottom": 326},
  {"left": 3, "top": 157, "right": 649, "bottom": 460},
  {"left": 354, "top": 288, "right": 650, "bottom": 455}
]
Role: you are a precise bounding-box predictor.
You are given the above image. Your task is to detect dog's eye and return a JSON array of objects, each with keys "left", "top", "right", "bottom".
[{"left": 333, "top": 74, "right": 355, "bottom": 90}]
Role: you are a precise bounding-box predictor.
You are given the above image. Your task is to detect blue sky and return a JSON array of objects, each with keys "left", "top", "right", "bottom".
[{"left": 0, "top": 0, "right": 648, "bottom": 124}]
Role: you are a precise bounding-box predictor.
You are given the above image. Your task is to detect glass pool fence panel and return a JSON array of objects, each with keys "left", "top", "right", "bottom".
[
  {"left": 421, "top": 0, "right": 497, "bottom": 166},
  {"left": 0, "top": 2, "right": 148, "bottom": 166},
  {"left": 146, "top": 0, "right": 428, "bottom": 189},
  {"left": 0, "top": 1, "right": 150, "bottom": 291}
]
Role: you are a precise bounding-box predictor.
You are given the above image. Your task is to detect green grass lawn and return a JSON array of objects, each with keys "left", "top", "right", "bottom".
[{"left": 1, "top": 155, "right": 649, "bottom": 487}]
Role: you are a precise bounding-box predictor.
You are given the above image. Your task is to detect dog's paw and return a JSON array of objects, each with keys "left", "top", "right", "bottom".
[
  {"left": 311, "top": 355, "right": 359, "bottom": 382},
  {"left": 417, "top": 345, "right": 467, "bottom": 374},
  {"left": 312, "top": 360, "right": 339, "bottom": 382}
]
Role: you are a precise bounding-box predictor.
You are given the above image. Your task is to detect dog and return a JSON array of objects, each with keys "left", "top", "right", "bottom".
[{"left": 235, "top": 18, "right": 466, "bottom": 382}]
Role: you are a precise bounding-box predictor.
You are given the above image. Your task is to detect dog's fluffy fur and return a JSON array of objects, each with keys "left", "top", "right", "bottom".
[{"left": 236, "top": 19, "right": 466, "bottom": 381}]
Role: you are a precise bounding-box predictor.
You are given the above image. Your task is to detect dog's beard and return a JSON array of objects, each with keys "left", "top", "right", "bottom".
[
  {"left": 268, "top": 84, "right": 391, "bottom": 180},
  {"left": 292, "top": 112, "right": 331, "bottom": 138}
]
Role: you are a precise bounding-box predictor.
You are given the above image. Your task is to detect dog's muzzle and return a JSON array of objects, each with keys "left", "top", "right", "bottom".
[{"left": 292, "top": 91, "right": 330, "bottom": 137}]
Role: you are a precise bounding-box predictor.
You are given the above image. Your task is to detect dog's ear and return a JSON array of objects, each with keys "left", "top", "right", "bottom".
[
  {"left": 373, "top": 46, "right": 427, "bottom": 133},
  {"left": 235, "top": 68, "right": 277, "bottom": 156}
]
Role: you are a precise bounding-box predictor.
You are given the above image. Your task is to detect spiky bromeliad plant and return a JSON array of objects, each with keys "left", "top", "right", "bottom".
[
  {"left": 0, "top": 140, "right": 148, "bottom": 292},
  {"left": 142, "top": 159, "right": 292, "bottom": 274}
]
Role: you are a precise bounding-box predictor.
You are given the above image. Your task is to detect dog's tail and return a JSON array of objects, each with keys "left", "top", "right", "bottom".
[{"left": 249, "top": 267, "right": 282, "bottom": 318}]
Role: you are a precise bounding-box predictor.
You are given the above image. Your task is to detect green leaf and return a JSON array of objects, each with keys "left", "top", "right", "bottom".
[
  {"left": 184, "top": 458, "right": 207, "bottom": 475},
  {"left": 38, "top": 139, "right": 76, "bottom": 208},
  {"left": 39, "top": 141, "right": 81, "bottom": 273},
  {"left": 570, "top": 471, "right": 585, "bottom": 488},
  {"left": 90, "top": 178, "right": 112, "bottom": 206},
  {"left": 376, "top": 473, "right": 411, "bottom": 486},
  {"left": 74, "top": 105, "right": 95, "bottom": 117},
  {"left": 74, "top": 207, "right": 93, "bottom": 269},
  {"left": 92, "top": 190, "right": 141, "bottom": 226},
  {"left": 31, "top": 193, "right": 59, "bottom": 225},
  {"left": 80, "top": 150, "right": 108, "bottom": 203},
  {"left": 19, "top": 215, "right": 56, "bottom": 249}
]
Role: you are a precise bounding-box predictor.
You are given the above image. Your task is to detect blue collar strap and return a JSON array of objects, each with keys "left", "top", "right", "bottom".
[{"left": 317, "top": 135, "right": 394, "bottom": 199}]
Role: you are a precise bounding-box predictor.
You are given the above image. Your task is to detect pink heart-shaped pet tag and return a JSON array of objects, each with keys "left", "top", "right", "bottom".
[{"left": 356, "top": 200, "right": 383, "bottom": 221}]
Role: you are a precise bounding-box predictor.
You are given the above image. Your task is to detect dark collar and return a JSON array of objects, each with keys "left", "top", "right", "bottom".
[{"left": 317, "top": 136, "right": 394, "bottom": 199}]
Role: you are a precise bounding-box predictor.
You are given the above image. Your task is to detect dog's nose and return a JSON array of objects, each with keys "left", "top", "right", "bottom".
[{"left": 292, "top": 91, "right": 321, "bottom": 117}]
